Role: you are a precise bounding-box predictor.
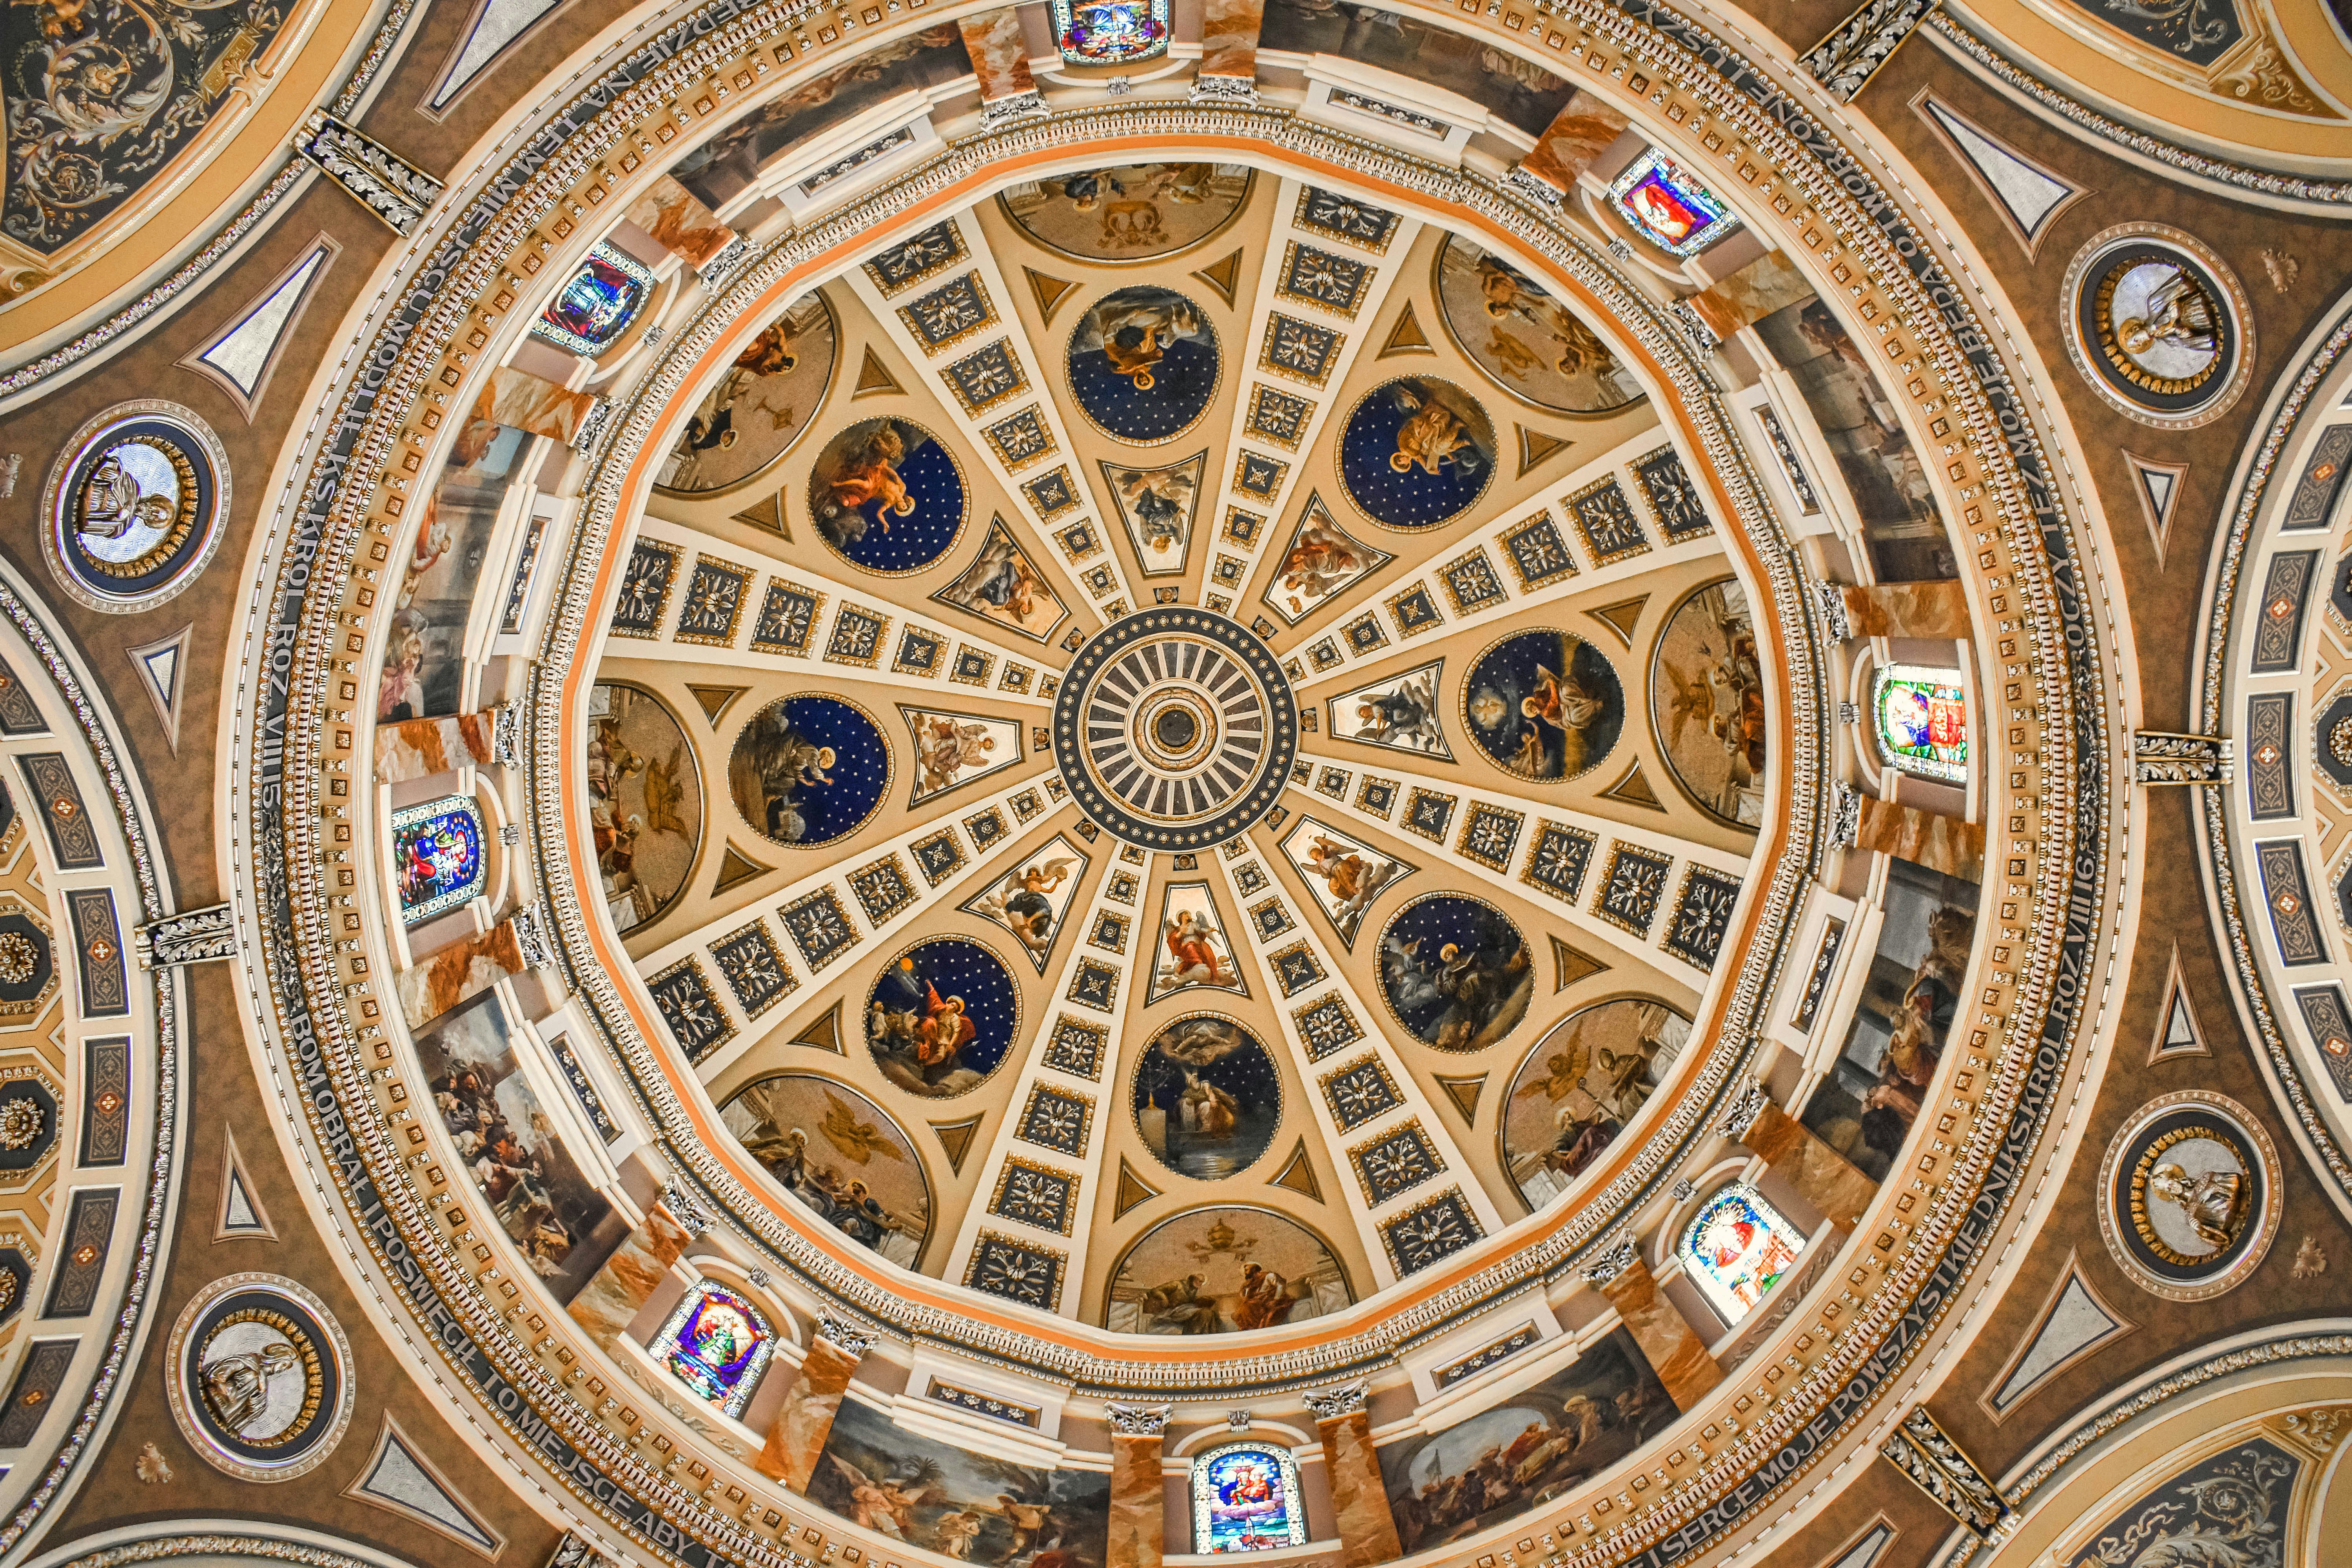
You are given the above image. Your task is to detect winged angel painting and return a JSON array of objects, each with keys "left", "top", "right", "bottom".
[{"left": 3, "top": 0, "right": 290, "bottom": 251}]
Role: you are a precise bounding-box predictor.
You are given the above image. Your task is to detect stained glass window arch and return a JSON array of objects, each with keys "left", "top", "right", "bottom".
[
  {"left": 653, "top": 1279, "right": 778, "bottom": 1418},
  {"left": 1191, "top": 1440, "right": 1307, "bottom": 1553},
  {"left": 1677, "top": 1184, "right": 1804, "bottom": 1328},
  {"left": 532, "top": 240, "right": 657, "bottom": 357},
  {"left": 1051, "top": 0, "right": 1171, "bottom": 65},
  {"left": 1872, "top": 662, "right": 1969, "bottom": 785},
  {"left": 389, "top": 794, "right": 488, "bottom": 926}
]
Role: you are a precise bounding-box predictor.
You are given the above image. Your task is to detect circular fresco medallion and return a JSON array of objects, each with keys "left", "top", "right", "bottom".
[
  {"left": 167, "top": 1273, "right": 354, "bottom": 1481},
  {"left": 864, "top": 937, "right": 1021, "bottom": 1098},
  {"left": 2064, "top": 225, "right": 2251, "bottom": 430},
  {"left": 42, "top": 401, "right": 229, "bottom": 613},
  {"left": 590, "top": 682, "right": 703, "bottom": 933},
  {"left": 1105, "top": 1205, "right": 1350, "bottom": 1334},
  {"left": 1377, "top": 893, "right": 1534, "bottom": 1052},
  {"left": 722, "top": 1074, "right": 934, "bottom": 1266},
  {"left": 728, "top": 695, "right": 889, "bottom": 848},
  {"left": 999, "top": 164, "right": 1254, "bottom": 264},
  {"left": 1067, "top": 285, "right": 1221, "bottom": 444},
  {"left": 657, "top": 291, "right": 838, "bottom": 496},
  {"left": 1131, "top": 1015, "right": 1282, "bottom": 1180},
  {"left": 2096, "top": 1090, "right": 2279, "bottom": 1301},
  {"left": 1432, "top": 235, "right": 1644, "bottom": 416},
  {"left": 806, "top": 416, "right": 968, "bottom": 573},
  {"left": 1337, "top": 376, "right": 1497, "bottom": 530},
  {"left": 1463, "top": 629, "right": 1624, "bottom": 782},
  {"left": 1052, "top": 610, "right": 1297, "bottom": 848},
  {"left": 1499, "top": 998, "right": 1692, "bottom": 1212},
  {"left": 1648, "top": 578, "right": 1765, "bottom": 828}
]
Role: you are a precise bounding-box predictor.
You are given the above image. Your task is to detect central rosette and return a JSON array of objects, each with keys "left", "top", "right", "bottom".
[{"left": 1054, "top": 609, "right": 1297, "bottom": 847}]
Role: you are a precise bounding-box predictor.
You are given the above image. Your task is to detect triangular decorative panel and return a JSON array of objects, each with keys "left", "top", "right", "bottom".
[
  {"left": 1918, "top": 95, "right": 2085, "bottom": 256},
  {"left": 1260, "top": 495, "right": 1394, "bottom": 627},
  {"left": 1025, "top": 267, "right": 1080, "bottom": 325},
  {"left": 2125, "top": 451, "right": 2187, "bottom": 571},
  {"left": 1379, "top": 303, "right": 1434, "bottom": 357},
  {"left": 127, "top": 626, "right": 191, "bottom": 752},
  {"left": 1100, "top": 451, "right": 1207, "bottom": 577},
  {"left": 1984, "top": 1254, "right": 2132, "bottom": 1417},
  {"left": 1190, "top": 249, "right": 1243, "bottom": 308},
  {"left": 1516, "top": 425, "right": 1572, "bottom": 478},
  {"left": 2149, "top": 944, "right": 2210, "bottom": 1062},
  {"left": 686, "top": 684, "right": 746, "bottom": 726},
  {"left": 345, "top": 1415, "right": 505, "bottom": 1557},
  {"left": 1434, "top": 1074, "right": 1485, "bottom": 1125},
  {"left": 900, "top": 706, "right": 1025, "bottom": 805},
  {"left": 1146, "top": 878, "right": 1250, "bottom": 1004},
  {"left": 214, "top": 1127, "right": 277, "bottom": 1243},
  {"left": 791, "top": 1001, "right": 845, "bottom": 1055},
  {"left": 1586, "top": 596, "right": 1648, "bottom": 649},
  {"left": 1268, "top": 1139, "right": 1322, "bottom": 1201},
  {"left": 853, "top": 346, "right": 904, "bottom": 397},
  {"left": 932, "top": 1115, "right": 982, "bottom": 1174},
  {"left": 1115, "top": 1157, "right": 1163, "bottom": 1216},
  {"left": 712, "top": 843, "right": 774, "bottom": 895},
  {"left": 1599, "top": 760, "right": 1666, "bottom": 811},
  {"left": 960, "top": 836, "right": 1089, "bottom": 972},
  {"left": 427, "top": 0, "right": 568, "bottom": 114},
  {"left": 1548, "top": 936, "right": 1611, "bottom": 992},
  {"left": 1324, "top": 661, "right": 1452, "bottom": 760},
  {"left": 181, "top": 240, "right": 334, "bottom": 417},
  {"left": 731, "top": 494, "right": 791, "bottom": 540}
]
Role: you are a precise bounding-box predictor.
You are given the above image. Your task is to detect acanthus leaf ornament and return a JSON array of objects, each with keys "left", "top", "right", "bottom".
[
  {"left": 1300, "top": 1382, "right": 1367, "bottom": 1421},
  {"left": 294, "top": 112, "right": 442, "bottom": 236}
]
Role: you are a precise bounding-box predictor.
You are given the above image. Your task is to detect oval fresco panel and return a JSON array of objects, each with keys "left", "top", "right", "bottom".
[
  {"left": 865, "top": 937, "right": 1021, "bottom": 1098},
  {"left": 657, "top": 292, "right": 838, "bottom": 495},
  {"left": 1647, "top": 578, "right": 1765, "bottom": 828},
  {"left": 727, "top": 695, "right": 890, "bottom": 848},
  {"left": 1067, "top": 285, "right": 1221, "bottom": 444},
  {"left": 589, "top": 682, "right": 703, "bottom": 932},
  {"left": 1105, "top": 1206, "right": 1350, "bottom": 1334},
  {"left": 1500, "top": 998, "right": 1692, "bottom": 1212},
  {"left": 1377, "top": 894, "right": 1533, "bottom": 1052},
  {"left": 722, "top": 1073, "right": 933, "bottom": 1267},
  {"left": 1463, "top": 630, "right": 1624, "bottom": 782},
  {"left": 1131, "top": 1015, "right": 1281, "bottom": 1180},
  {"left": 1433, "top": 235, "right": 1643, "bottom": 416},
  {"left": 1000, "top": 164, "right": 1254, "bottom": 263},
  {"left": 1337, "top": 376, "right": 1496, "bottom": 530},
  {"left": 806, "top": 416, "right": 968, "bottom": 572}
]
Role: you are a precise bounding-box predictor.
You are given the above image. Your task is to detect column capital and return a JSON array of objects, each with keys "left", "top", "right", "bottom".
[
  {"left": 1579, "top": 1238, "right": 1640, "bottom": 1287},
  {"left": 815, "top": 1317, "right": 874, "bottom": 1358},
  {"left": 659, "top": 1183, "right": 712, "bottom": 1238},
  {"left": 1104, "top": 1401, "right": 1174, "bottom": 1436},
  {"left": 1718, "top": 1080, "right": 1771, "bottom": 1142},
  {"left": 1301, "top": 1381, "right": 1366, "bottom": 1421}
]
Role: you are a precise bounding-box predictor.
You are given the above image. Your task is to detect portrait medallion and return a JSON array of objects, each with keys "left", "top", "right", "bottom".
[
  {"left": 2064, "top": 225, "right": 2251, "bottom": 429},
  {"left": 2097, "top": 1091, "right": 2278, "bottom": 1301},
  {"left": 42, "top": 401, "right": 229, "bottom": 613},
  {"left": 167, "top": 1273, "right": 353, "bottom": 1481}
]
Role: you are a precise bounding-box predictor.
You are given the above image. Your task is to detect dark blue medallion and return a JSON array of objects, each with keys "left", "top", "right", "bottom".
[
  {"left": 1067, "top": 286, "right": 1220, "bottom": 444},
  {"left": 806, "top": 417, "right": 968, "bottom": 573},
  {"left": 1463, "top": 630, "right": 1623, "bottom": 782},
  {"left": 1338, "top": 376, "right": 1497, "bottom": 530},
  {"left": 728, "top": 696, "right": 890, "bottom": 847},
  {"left": 1377, "top": 894, "right": 1534, "bottom": 1051},
  {"left": 866, "top": 937, "right": 1020, "bottom": 1098}
]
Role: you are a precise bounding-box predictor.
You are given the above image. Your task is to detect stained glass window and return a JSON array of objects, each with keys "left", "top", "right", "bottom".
[
  {"left": 532, "top": 241, "right": 656, "bottom": 357},
  {"left": 1607, "top": 149, "right": 1739, "bottom": 257},
  {"left": 1051, "top": 0, "right": 1170, "bottom": 65},
  {"left": 1678, "top": 1185, "right": 1803, "bottom": 1327},
  {"left": 1192, "top": 1442, "right": 1307, "bottom": 1553},
  {"left": 389, "top": 795, "right": 488, "bottom": 926},
  {"left": 653, "top": 1280, "right": 776, "bottom": 1417},
  {"left": 1873, "top": 663, "right": 1969, "bottom": 785}
]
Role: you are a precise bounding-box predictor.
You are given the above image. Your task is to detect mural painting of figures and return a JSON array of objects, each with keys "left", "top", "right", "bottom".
[
  {"left": 929, "top": 518, "right": 1070, "bottom": 643},
  {"left": 999, "top": 163, "right": 1253, "bottom": 262},
  {"left": 1649, "top": 578, "right": 1766, "bottom": 828},
  {"left": 1377, "top": 1328, "right": 1675, "bottom": 1552},
  {"left": 1801, "top": 858, "right": 1980, "bottom": 1181},
  {"left": 411, "top": 992, "right": 626, "bottom": 1303},
  {"left": 381, "top": 424, "right": 530, "bottom": 722},
  {"left": 807, "top": 416, "right": 969, "bottom": 573},
  {"left": 1463, "top": 630, "right": 1624, "bottom": 782},
  {"left": 721, "top": 1074, "right": 931, "bottom": 1268},
  {"left": 1278, "top": 816, "right": 1414, "bottom": 950},
  {"left": 1131, "top": 1016, "right": 1282, "bottom": 1180},
  {"left": 1259, "top": 0, "right": 1576, "bottom": 135},
  {"left": 1066, "top": 285, "right": 1221, "bottom": 444},
  {"left": 656, "top": 293, "right": 837, "bottom": 495},
  {"left": 1104, "top": 1207, "right": 1352, "bottom": 1335},
  {"left": 1754, "top": 299, "right": 1954, "bottom": 582},
  {"left": 1378, "top": 895, "right": 1534, "bottom": 1052},
  {"left": 811, "top": 1397, "right": 1111, "bottom": 1568},
  {"left": 1500, "top": 999, "right": 1691, "bottom": 1211},
  {"left": 1434, "top": 236, "right": 1643, "bottom": 416},
  {"left": 1261, "top": 495, "right": 1393, "bottom": 626},
  {"left": 1147, "top": 880, "right": 1247, "bottom": 1004},
  {"left": 960, "top": 837, "right": 1088, "bottom": 971},
  {"left": 588, "top": 683, "right": 702, "bottom": 933},
  {"left": 865, "top": 938, "right": 1020, "bottom": 1098},
  {"left": 901, "top": 708, "right": 1022, "bottom": 803},
  {"left": 1338, "top": 376, "right": 1498, "bottom": 531},
  {"left": 1327, "top": 661, "right": 1450, "bottom": 757},
  {"left": 728, "top": 696, "right": 889, "bottom": 848},
  {"left": 1101, "top": 452, "right": 1206, "bottom": 574}
]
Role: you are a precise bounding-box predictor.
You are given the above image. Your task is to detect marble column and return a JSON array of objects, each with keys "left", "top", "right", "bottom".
[
  {"left": 1305, "top": 1383, "right": 1401, "bottom": 1568},
  {"left": 376, "top": 708, "right": 503, "bottom": 782},
  {"left": 1854, "top": 797, "right": 1985, "bottom": 883},
  {"left": 757, "top": 1319, "right": 871, "bottom": 1490},
  {"left": 958, "top": 9, "right": 1038, "bottom": 105},
  {"left": 1514, "top": 90, "right": 1628, "bottom": 195},
  {"left": 622, "top": 174, "right": 738, "bottom": 270},
  {"left": 1586, "top": 1245, "right": 1723, "bottom": 1412},
  {"left": 1689, "top": 251, "right": 1813, "bottom": 340},
  {"left": 1105, "top": 1402, "right": 1172, "bottom": 1568},
  {"left": 1720, "top": 1083, "right": 1879, "bottom": 1234},
  {"left": 396, "top": 915, "right": 527, "bottom": 1030},
  {"left": 566, "top": 1196, "right": 699, "bottom": 1348},
  {"left": 1837, "top": 581, "right": 1973, "bottom": 639},
  {"left": 1198, "top": 0, "right": 1264, "bottom": 90}
]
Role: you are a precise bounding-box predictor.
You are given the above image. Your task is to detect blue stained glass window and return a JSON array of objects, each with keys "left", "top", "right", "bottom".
[
  {"left": 1052, "top": 0, "right": 1171, "bottom": 65},
  {"left": 389, "top": 795, "right": 488, "bottom": 926},
  {"left": 533, "top": 241, "right": 657, "bottom": 357},
  {"left": 1678, "top": 1185, "right": 1803, "bottom": 1328},
  {"left": 1872, "top": 662, "right": 1969, "bottom": 785},
  {"left": 654, "top": 1281, "right": 777, "bottom": 1417},
  {"left": 1192, "top": 1442, "right": 1307, "bottom": 1553},
  {"left": 1606, "top": 149, "right": 1739, "bottom": 258}
]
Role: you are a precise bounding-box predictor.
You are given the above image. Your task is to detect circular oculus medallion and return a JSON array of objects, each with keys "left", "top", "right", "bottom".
[
  {"left": 2096, "top": 1090, "right": 2278, "bottom": 1302},
  {"left": 2064, "top": 225, "right": 2251, "bottom": 430},
  {"left": 168, "top": 1273, "right": 354, "bottom": 1481},
  {"left": 42, "top": 401, "right": 230, "bottom": 613},
  {"left": 1053, "top": 610, "right": 1296, "bottom": 848}
]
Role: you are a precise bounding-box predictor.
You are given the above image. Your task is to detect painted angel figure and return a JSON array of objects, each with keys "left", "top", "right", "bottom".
[{"left": 1161, "top": 909, "right": 1236, "bottom": 987}]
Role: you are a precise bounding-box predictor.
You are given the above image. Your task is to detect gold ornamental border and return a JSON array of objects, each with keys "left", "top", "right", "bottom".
[{"left": 223, "top": 7, "right": 2119, "bottom": 1568}]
